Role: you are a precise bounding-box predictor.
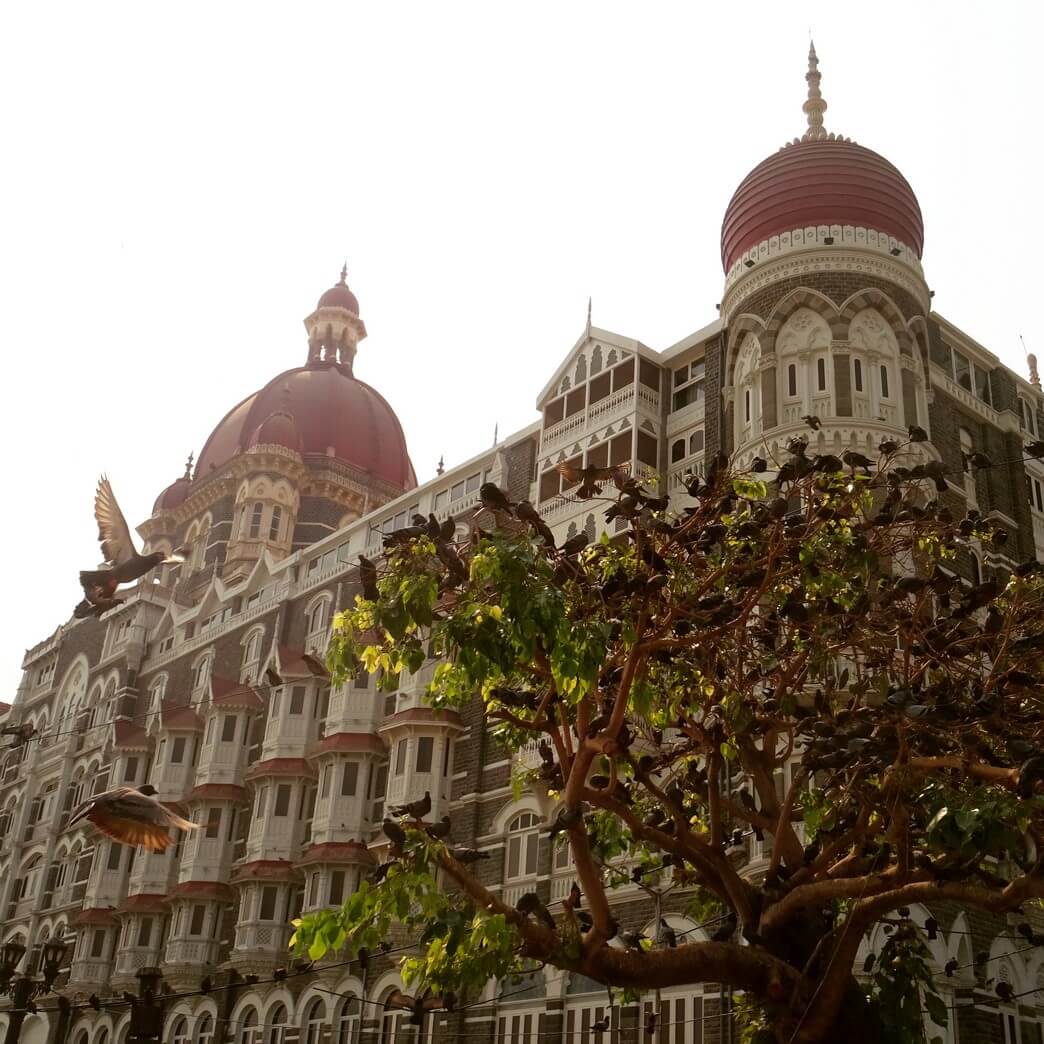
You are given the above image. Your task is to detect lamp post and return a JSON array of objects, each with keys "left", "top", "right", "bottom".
[
  {"left": 126, "top": 967, "right": 164, "bottom": 1044},
  {"left": 0, "top": 939, "right": 68, "bottom": 1044}
]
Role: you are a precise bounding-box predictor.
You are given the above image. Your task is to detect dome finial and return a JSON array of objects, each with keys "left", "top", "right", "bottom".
[
  {"left": 183, "top": 451, "right": 194, "bottom": 479},
  {"left": 339, "top": 261, "right": 348, "bottom": 285},
  {"left": 802, "top": 40, "right": 829, "bottom": 142}
]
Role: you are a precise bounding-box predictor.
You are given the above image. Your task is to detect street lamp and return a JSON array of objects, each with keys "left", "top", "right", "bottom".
[{"left": 0, "top": 940, "right": 66, "bottom": 1044}]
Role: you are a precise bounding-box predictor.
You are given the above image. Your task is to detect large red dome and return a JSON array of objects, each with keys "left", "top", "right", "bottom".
[
  {"left": 720, "top": 138, "right": 924, "bottom": 273},
  {"left": 195, "top": 362, "right": 416, "bottom": 490}
]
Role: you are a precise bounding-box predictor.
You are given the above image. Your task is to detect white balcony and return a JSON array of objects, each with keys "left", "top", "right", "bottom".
[
  {"left": 233, "top": 923, "right": 292, "bottom": 954},
  {"left": 164, "top": 938, "right": 221, "bottom": 966},
  {"left": 68, "top": 959, "right": 112, "bottom": 987}
]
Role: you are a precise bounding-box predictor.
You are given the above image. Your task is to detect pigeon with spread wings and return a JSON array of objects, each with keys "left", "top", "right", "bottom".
[
  {"left": 68, "top": 784, "right": 199, "bottom": 852},
  {"left": 76, "top": 477, "right": 185, "bottom": 615},
  {"left": 555, "top": 461, "right": 629, "bottom": 499}
]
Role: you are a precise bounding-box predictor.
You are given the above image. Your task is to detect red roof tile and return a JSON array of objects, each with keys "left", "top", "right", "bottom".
[
  {"left": 277, "top": 645, "right": 329, "bottom": 680},
  {"left": 230, "top": 860, "right": 301, "bottom": 884},
  {"left": 296, "top": 841, "right": 374, "bottom": 868},
  {"left": 188, "top": 784, "right": 248, "bottom": 803},
  {"left": 118, "top": 893, "right": 169, "bottom": 914},
  {"left": 113, "top": 719, "right": 151, "bottom": 750},
  {"left": 166, "top": 881, "right": 235, "bottom": 902},
  {"left": 378, "top": 707, "right": 464, "bottom": 731},
  {"left": 72, "top": 908, "right": 119, "bottom": 926},
  {"left": 310, "top": 732, "right": 386, "bottom": 758},
  {"left": 211, "top": 676, "right": 265, "bottom": 710},
  {"left": 161, "top": 700, "right": 204, "bottom": 732},
  {"left": 244, "top": 757, "right": 317, "bottom": 781}
]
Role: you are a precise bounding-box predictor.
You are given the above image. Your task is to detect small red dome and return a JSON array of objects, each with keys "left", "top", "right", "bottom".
[
  {"left": 317, "top": 268, "right": 360, "bottom": 315},
  {"left": 153, "top": 475, "right": 191, "bottom": 514},
  {"left": 249, "top": 409, "right": 303, "bottom": 454},
  {"left": 196, "top": 364, "right": 416, "bottom": 490},
  {"left": 720, "top": 139, "right": 924, "bottom": 273}
]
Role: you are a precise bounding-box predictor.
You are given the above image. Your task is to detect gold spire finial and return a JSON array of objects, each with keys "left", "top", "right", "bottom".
[
  {"left": 802, "top": 40, "right": 829, "bottom": 142},
  {"left": 339, "top": 261, "right": 348, "bottom": 284},
  {"left": 586, "top": 296, "right": 592, "bottom": 335},
  {"left": 183, "top": 451, "right": 194, "bottom": 479}
]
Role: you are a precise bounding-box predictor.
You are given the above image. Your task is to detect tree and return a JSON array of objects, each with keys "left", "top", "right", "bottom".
[{"left": 291, "top": 443, "right": 1044, "bottom": 1044}]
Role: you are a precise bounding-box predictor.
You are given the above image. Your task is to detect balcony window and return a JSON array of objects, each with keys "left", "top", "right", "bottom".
[
  {"left": 853, "top": 358, "right": 863, "bottom": 393},
  {"left": 239, "top": 1010, "right": 261, "bottom": 1044},
  {"left": 787, "top": 364, "right": 797, "bottom": 398},
  {"left": 171, "top": 738, "right": 187, "bottom": 764},
  {"left": 274, "top": 785, "right": 291, "bottom": 817},
  {"left": 689, "top": 430, "right": 704, "bottom": 455},
  {"left": 205, "top": 807, "right": 222, "bottom": 839},
  {"left": 506, "top": 813, "right": 540, "bottom": 880},
  {"left": 341, "top": 762, "right": 359, "bottom": 796},
  {"left": 636, "top": 431, "right": 658, "bottom": 468},
  {"left": 189, "top": 904, "right": 206, "bottom": 936},
  {"left": 416, "top": 737, "right": 434, "bottom": 773},
  {"left": 1022, "top": 397, "right": 1039, "bottom": 435},
  {"left": 589, "top": 372, "right": 610, "bottom": 405},
  {"left": 948, "top": 347, "right": 992, "bottom": 405},
  {"left": 248, "top": 503, "right": 264, "bottom": 539},
  {"left": 544, "top": 397, "right": 565, "bottom": 426},
  {"left": 268, "top": 506, "right": 283, "bottom": 542},
  {"left": 672, "top": 358, "right": 705, "bottom": 411},
  {"left": 221, "top": 714, "right": 237, "bottom": 742},
  {"left": 816, "top": 357, "right": 827, "bottom": 392},
  {"left": 611, "top": 359, "right": 636, "bottom": 392},
  {"left": 289, "top": 687, "right": 306, "bottom": 715},
  {"left": 880, "top": 365, "right": 890, "bottom": 400},
  {"left": 137, "top": 917, "right": 153, "bottom": 947},
  {"left": 329, "top": 871, "right": 346, "bottom": 906},
  {"left": 671, "top": 439, "right": 686, "bottom": 464},
  {"left": 259, "top": 886, "right": 279, "bottom": 921},
  {"left": 107, "top": 842, "right": 123, "bottom": 871},
  {"left": 394, "top": 741, "right": 407, "bottom": 776},
  {"left": 90, "top": 929, "right": 106, "bottom": 958}
]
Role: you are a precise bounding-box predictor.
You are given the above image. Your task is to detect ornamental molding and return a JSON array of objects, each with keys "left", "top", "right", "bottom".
[
  {"left": 829, "top": 340, "right": 851, "bottom": 354},
  {"left": 722, "top": 246, "right": 931, "bottom": 322}
]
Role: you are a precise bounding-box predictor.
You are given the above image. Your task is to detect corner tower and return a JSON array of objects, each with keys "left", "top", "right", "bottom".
[{"left": 718, "top": 45, "right": 932, "bottom": 468}]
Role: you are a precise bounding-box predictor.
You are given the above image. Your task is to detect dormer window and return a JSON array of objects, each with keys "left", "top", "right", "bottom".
[{"left": 248, "top": 504, "right": 263, "bottom": 539}]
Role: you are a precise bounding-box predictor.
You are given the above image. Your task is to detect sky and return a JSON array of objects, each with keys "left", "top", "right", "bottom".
[{"left": 2, "top": 1, "right": 1041, "bottom": 694}]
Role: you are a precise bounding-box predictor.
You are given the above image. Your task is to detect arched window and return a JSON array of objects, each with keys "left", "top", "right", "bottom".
[
  {"left": 733, "top": 334, "right": 762, "bottom": 448},
  {"left": 689, "top": 430, "right": 704, "bottom": 456},
  {"left": 853, "top": 357, "right": 863, "bottom": 393},
  {"left": 238, "top": 1008, "right": 261, "bottom": 1044},
  {"left": 196, "top": 1014, "right": 214, "bottom": 1044},
  {"left": 308, "top": 601, "right": 327, "bottom": 636},
  {"left": 170, "top": 1017, "right": 190, "bottom": 1044},
  {"left": 248, "top": 503, "right": 264, "bottom": 539},
  {"left": 303, "top": 999, "right": 327, "bottom": 1044},
  {"left": 776, "top": 308, "right": 833, "bottom": 423},
  {"left": 380, "top": 993, "right": 408, "bottom": 1044},
  {"left": 266, "top": 1003, "right": 288, "bottom": 1044},
  {"left": 506, "top": 813, "right": 540, "bottom": 880},
  {"left": 335, "top": 996, "right": 361, "bottom": 1044},
  {"left": 192, "top": 655, "right": 212, "bottom": 693},
  {"left": 880, "top": 364, "right": 890, "bottom": 399},
  {"left": 670, "top": 439, "right": 686, "bottom": 464},
  {"left": 96, "top": 1031, "right": 110, "bottom": 1044},
  {"left": 269, "top": 506, "right": 283, "bottom": 542}
]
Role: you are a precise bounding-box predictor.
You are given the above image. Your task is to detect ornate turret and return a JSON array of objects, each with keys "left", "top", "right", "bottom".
[{"left": 303, "top": 263, "right": 367, "bottom": 371}]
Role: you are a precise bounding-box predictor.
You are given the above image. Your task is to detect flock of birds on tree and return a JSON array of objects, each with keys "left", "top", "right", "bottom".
[{"left": 339, "top": 409, "right": 1044, "bottom": 1021}]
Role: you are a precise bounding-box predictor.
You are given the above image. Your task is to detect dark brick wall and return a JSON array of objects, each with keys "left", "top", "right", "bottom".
[
  {"left": 704, "top": 335, "right": 724, "bottom": 460},
  {"left": 734, "top": 272, "right": 924, "bottom": 326},
  {"left": 503, "top": 436, "right": 538, "bottom": 503}
]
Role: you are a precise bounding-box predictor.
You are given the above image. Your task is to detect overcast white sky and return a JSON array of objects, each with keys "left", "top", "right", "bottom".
[{"left": 2, "top": 1, "right": 1041, "bottom": 694}]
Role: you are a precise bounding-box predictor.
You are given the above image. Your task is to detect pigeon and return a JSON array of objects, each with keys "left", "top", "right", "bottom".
[
  {"left": 908, "top": 424, "right": 929, "bottom": 443},
  {"left": 515, "top": 501, "right": 555, "bottom": 546},
  {"left": 802, "top": 415, "right": 822, "bottom": 430},
  {"left": 750, "top": 456, "right": 768, "bottom": 473},
  {"left": 79, "top": 478, "right": 185, "bottom": 610},
  {"left": 425, "top": 816, "right": 452, "bottom": 840},
  {"left": 383, "top": 819, "right": 408, "bottom": 850},
  {"left": 68, "top": 784, "right": 197, "bottom": 852},
  {"left": 449, "top": 847, "right": 489, "bottom": 864},
  {"left": 358, "top": 555, "right": 379, "bottom": 601},
  {"left": 479, "top": 483, "right": 513, "bottom": 513},
  {"left": 516, "top": 892, "right": 556, "bottom": 929},
  {"left": 392, "top": 791, "right": 431, "bottom": 819},
  {"left": 842, "top": 450, "right": 874, "bottom": 474},
  {"left": 555, "top": 462, "right": 629, "bottom": 499},
  {"left": 962, "top": 451, "right": 993, "bottom": 472}
]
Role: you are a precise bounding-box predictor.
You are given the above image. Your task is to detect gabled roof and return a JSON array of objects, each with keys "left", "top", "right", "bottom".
[{"left": 535, "top": 325, "right": 657, "bottom": 406}]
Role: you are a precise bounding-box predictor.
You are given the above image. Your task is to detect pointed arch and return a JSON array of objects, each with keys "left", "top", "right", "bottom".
[{"left": 838, "top": 287, "right": 917, "bottom": 353}]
